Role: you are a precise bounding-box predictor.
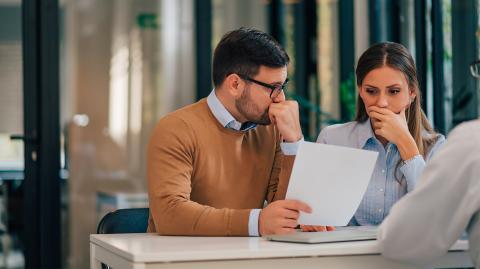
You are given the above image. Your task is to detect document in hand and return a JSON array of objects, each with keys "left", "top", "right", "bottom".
[{"left": 285, "top": 141, "right": 378, "bottom": 226}]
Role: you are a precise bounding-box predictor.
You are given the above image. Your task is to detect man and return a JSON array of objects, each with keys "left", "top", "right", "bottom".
[
  {"left": 147, "top": 27, "right": 313, "bottom": 236},
  {"left": 378, "top": 120, "right": 480, "bottom": 267}
]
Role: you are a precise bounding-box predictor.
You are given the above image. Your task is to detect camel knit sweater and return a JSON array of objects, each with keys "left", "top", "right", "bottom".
[{"left": 147, "top": 98, "right": 293, "bottom": 235}]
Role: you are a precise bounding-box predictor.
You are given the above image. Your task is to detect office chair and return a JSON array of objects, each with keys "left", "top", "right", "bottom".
[
  {"left": 96, "top": 208, "right": 149, "bottom": 269},
  {"left": 97, "top": 207, "right": 149, "bottom": 234}
]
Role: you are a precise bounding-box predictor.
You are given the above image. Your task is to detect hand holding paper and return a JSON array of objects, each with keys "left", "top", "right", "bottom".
[
  {"left": 259, "top": 199, "right": 312, "bottom": 235},
  {"left": 286, "top": 142, "right": 378, "bottom": 226}
]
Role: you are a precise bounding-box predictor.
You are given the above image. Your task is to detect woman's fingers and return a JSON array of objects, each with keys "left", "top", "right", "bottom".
[
  {"left": 368, "top": 106, "right": 394, "bottom": 115},
  {"left": 300, "top": 225, "right": 328, "bottom": 232},
  {"left": 369, "top": 111, "right": 388, "bottom": 121}
]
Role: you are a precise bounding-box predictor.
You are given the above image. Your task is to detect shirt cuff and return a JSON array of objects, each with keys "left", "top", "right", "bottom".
[
  {"left": 399, "top": 154, "right": 425, "bottom": 192},
  {"left": 248, "top": 209, "right": 261, "bottom": 236},
  {"left": 280, "top": 137, "right": 304, "bottom": 155}
]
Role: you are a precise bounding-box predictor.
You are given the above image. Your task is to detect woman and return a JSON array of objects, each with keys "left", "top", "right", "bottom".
[{"left": 317, "top": 42, "right": 444, "bottom": 227}]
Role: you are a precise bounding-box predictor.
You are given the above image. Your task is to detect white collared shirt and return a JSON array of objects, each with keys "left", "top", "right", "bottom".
[{"left": 378, "top": 120, "right": 480, "bottom": 267}]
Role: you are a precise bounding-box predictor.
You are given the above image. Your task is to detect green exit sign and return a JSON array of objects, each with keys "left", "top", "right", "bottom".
[{"left": 137, "top": 13, "right": 158, "bottom": 29}]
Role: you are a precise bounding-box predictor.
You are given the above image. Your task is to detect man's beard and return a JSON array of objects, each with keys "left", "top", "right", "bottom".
[{"left": 235, "top": 86, "right": 271, "bottom": 125}]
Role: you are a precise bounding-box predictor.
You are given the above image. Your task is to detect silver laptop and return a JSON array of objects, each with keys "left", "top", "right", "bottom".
[{"left": 264, "top": 226, "right": 378, "bottom": 244}]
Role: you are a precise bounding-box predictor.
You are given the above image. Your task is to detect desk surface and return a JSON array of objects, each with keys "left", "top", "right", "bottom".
[{"left": 90, "top": 233, "right": 469, "bottom": 263}]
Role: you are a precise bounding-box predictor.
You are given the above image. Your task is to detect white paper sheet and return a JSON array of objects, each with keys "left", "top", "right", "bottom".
[{"left": 285, "top": 141, "right": 378, "bottom": 226}]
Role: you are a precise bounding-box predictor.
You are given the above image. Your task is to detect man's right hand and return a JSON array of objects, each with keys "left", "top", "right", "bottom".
[{"left": 259, "top": 199, "right": 312, "bottom": 235}]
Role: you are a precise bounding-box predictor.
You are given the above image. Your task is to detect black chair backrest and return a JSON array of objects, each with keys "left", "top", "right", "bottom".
[{"left": 97, "top": 208, "right": 149, "bottom": 234}]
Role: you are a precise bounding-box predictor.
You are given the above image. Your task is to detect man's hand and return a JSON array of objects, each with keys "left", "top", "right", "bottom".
[
  {"left": 259, "top": 200, "right": 312, "bottom": 235},
  {"left": 269, "top": 101, "right": 302, "bottom": 142},
  {"left": 300, "top": 225, "right": 336, "bottom": 232}
]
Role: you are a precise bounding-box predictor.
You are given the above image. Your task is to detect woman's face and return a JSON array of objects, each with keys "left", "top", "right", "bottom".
[{"left": 359, "top": 66, "right": 416, "bottom": 120}]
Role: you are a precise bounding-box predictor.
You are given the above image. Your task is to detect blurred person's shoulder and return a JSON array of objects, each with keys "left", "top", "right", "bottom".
[
  {"left": 447, "top": 119, "right": 480, "bottom": 144},
  {"left": 433, "top": 119, "right": 480, "bottom": 169}
]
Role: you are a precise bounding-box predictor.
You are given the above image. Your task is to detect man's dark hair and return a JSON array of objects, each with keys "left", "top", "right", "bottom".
[{"left": 212, "top": 27, "right": 290, "bottom": 87}]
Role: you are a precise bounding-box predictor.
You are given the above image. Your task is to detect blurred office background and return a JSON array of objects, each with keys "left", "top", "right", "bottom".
[{"left": 0, "top": 0, "right": 478, "bottom": 268}]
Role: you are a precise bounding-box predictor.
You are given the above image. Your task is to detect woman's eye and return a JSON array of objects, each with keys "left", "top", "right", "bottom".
[
  {"left": 366, "top": 88, "right": 377, "bottom": 94},
  {"left": 389, "top": 88, "right": 401, "bottom": 95}
]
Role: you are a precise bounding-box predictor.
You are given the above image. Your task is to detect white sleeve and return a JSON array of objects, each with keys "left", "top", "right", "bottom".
[{"left": 378, "top": 122, "right": 480, "bottom": 265}]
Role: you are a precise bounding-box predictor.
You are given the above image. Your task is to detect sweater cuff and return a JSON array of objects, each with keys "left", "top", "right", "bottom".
[{"left": 229, "top": 208, "right": 252, "bottom": 236}]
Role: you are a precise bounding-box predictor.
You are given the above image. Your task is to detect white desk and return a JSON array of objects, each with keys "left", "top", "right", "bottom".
[{"left": 90, "top": 233, "right": 472, "bottom": 269}]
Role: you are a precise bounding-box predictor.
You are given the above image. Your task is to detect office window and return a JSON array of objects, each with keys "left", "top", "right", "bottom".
[
  {"left": 212, "top": 0, "right": 268, "bottom": 50},
  {"left": 0, "top": 3, "right": 24, "bottom": 267},
  {"left": 0, "top": 4, "right": 23, "bottom": 170},
  {"left": 317, "top": 0, "right": 340, "bottom": 125},
  {"left": 61, "top": 1, "right": 196, "bottom": 268},
  {"left": 450, "top": 0, "right": 479, "bottom": 128}
]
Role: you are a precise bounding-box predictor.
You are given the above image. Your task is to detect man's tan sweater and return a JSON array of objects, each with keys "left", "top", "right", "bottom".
[{"left": 147, "top": 98, "right": 293, "bottom": 236}]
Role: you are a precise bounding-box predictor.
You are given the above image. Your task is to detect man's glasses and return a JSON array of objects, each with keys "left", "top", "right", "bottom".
[
  {"left": 239, "top": 75, "right": 289, "bottom": 98},
  {"left": 470, "top": 60, "right": 480, "bottom": 78}
]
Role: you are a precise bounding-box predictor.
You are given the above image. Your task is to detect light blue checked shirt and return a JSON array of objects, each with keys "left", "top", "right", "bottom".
[
  {"left": 317, "top": 120, "right": 445, "bottom": 226},
  {"left": 206, "top": 90, "right": 301, "bottom": 236}
]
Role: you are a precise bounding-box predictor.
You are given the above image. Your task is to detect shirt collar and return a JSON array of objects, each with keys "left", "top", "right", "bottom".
[
  {"left": 356, "top": 119, "right": 377, "bottom": 148},
  {"left": 206, "top": 90, "right": 257, "bottom": 131}
]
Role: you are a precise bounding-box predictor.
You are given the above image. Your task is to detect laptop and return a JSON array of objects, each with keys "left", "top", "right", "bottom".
[{"left": 264, "top": 226, "right": 378, "bottom": 244}]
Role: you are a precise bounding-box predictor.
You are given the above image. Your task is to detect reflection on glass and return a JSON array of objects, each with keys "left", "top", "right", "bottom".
[
  {"left": 0, "top": 1, "right": 25, "bottom": 268},
  {"left": 0, "top": 135, "right": 23, "bottom": 170},
  {"left": 63, "top": 1, "right": 196, "bottom": 268},
  {"left": 109, "top": 45, "right": 130, "bottom": 146}
]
